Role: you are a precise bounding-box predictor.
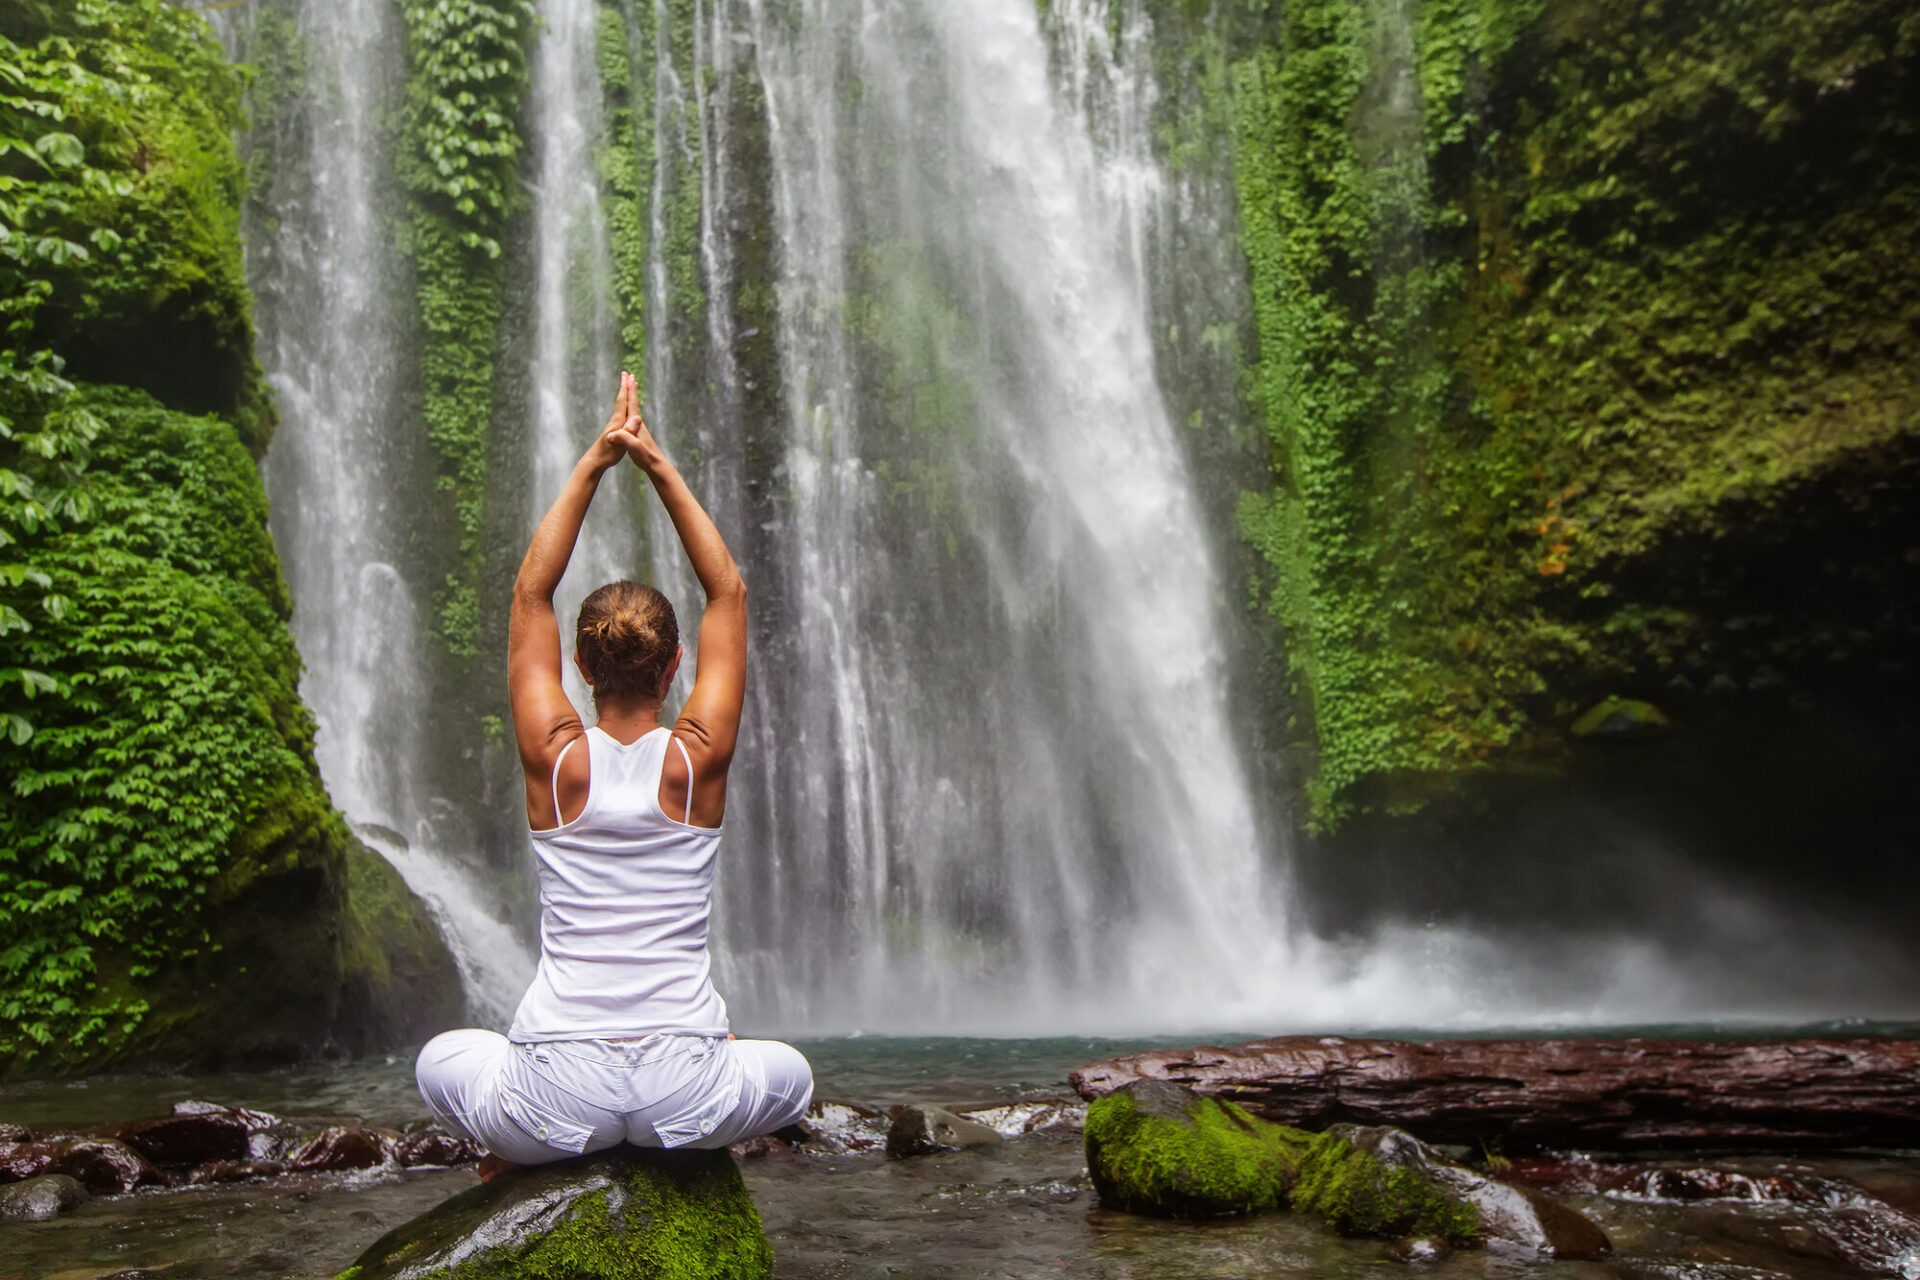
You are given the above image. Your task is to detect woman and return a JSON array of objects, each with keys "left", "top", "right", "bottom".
[{"left": 415, "top": 372, "right": 812, "bottom": 1177}]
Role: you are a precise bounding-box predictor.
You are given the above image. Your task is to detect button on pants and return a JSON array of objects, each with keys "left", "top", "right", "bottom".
[{"left": 415, "top": 1028, "right": 813, "bottom": 1165}]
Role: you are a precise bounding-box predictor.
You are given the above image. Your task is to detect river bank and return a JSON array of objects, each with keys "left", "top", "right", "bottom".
[{"left": 7, "top": 1033, "right": 1920, "bottom": 1279}]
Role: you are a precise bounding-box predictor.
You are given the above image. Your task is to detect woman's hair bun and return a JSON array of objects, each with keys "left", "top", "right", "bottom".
[{"left": 575, "top": 581, "right": 678, "bottom": 700}]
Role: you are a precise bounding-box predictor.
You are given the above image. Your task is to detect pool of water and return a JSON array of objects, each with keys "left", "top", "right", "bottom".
[{"left": 5, "top": 1033, "right": 1919, "bottom": 1279}]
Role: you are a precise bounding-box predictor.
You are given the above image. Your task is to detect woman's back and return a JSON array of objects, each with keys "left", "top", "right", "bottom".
[{"left": 510, "top": 726, "right": 730, "bottom": 1042}]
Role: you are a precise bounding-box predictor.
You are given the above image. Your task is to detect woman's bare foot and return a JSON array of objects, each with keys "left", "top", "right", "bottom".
[{"left": 477, "top": 1153, "right": 524, "bottom": 1183}]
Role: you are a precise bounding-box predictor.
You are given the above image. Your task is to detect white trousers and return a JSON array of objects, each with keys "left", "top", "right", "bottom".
[{"left": 415, "top": 1028, "right": 813, "bottom": 1165}]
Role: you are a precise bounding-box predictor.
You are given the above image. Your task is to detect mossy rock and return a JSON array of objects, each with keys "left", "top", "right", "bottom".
[
  {"left": 1085, "top": 1082, "right": 1486, "bottom": 1247},
  {"left": 1083, "top": 1078, "right": 1309, "bottom": 1217},
  {"left": 1289, "top": 1129, "right": 1480, "bottom": 1246},
  {"left": 339, "top": 1146, "right": 772, "bottom": 1280}
]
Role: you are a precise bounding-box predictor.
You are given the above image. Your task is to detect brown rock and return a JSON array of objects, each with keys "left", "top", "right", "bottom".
[
  {"left": 394, "top": 1125, "right": 483, "bottom": 1168},
  {"left": 886, "top": 1105, "right": 1004, "bottom": 1159},
  {"left": 1069, "top": 1036, "right": 1920, "bottom": 1151},
  {"left": 51, "top": 1139, "right": 161, "bottom": 1193},
  {"left": 118, "top": 1111, "right": 251, "bottom": 1166},
  {"left": 287, "top": 1126, "right": 397, "bottom": 1172},
  {"left": 0, "top": 1140, "right": 63, "bottom": 1183},
  {"left": 0, "top": 1124, "right": 29, "bottom": 1143}
]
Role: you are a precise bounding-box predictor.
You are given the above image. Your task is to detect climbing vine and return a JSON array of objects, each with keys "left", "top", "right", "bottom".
[
  {"left": 395, "top": 0, "right": 537, "bottom": 656},
  {"left": 1218, "top": 0, "right": 1920, "bottom": 823},
  {"left": 596, "top": 0, "right": 655, "bottom": 385}
]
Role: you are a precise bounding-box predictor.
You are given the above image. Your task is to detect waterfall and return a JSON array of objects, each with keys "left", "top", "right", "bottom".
[
  {"left": 640, "top": 0, "right": 1300, "bottom": 1033},
  {"left": 524, "top": 0, "right": 646, "bottom": 710},
  {"left": 215, "top": 0, "right": 531, "bottom": 1024},
  {"left": 216, "top": 0, "right": 1920, "bottom": 1038}
]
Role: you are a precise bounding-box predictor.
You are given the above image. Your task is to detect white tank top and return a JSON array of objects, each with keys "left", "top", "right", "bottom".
[{"left": 508, "top": 725, "right": 731, "bottom": 1042}]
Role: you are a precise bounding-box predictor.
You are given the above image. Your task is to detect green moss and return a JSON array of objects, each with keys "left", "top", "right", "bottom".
[
  {"left": 1290, "top": 1130, "right": 1479, "bottom": 1245},
  {"left": 1083, "top": 1083, "right": 1307, "bottom": 1217},
  {"left": 340, "top": 1147, "right": 772, "bottom": 1280}
]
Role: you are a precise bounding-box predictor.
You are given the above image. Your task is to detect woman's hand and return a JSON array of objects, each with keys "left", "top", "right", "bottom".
[
  {"left": 615, "top": 403, "right": 671, "bottom": 477},
  {"left": 582, "top": 372, "right": 642, "bottom": 473}
]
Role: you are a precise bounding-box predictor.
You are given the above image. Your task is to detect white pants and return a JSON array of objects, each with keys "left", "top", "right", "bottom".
[{"left": 415, "top": 1029, "right": 813, "bottom": 1165}]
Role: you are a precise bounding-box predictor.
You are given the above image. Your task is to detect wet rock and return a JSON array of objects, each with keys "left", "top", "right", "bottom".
[
  {"left": 886, "top": 1105, "right": 1004, "bottom": 1159},
  {"left": 1570, "top": 696, "right": 1671, "bottom": 739},
  {"left": 960, "top": 1101, "right": 1086, "bottom": 1137},
  {"left": 0, "top": 1173, "right": 87, "bottom": 1221},
  {"left": 1085, "top": 1081, "right": 1477, "bottom": 1242},
  {"left": 802, "top": 1100, "right": 888, "bottom": 1155},
  {"left": 0, "top": 1124, "right": 28, "bottom": 1143},
  {"left": 0, "top": 1139, "right": 63, "bottom": 1183},
  {"left": 1084, "top": 1080, "right": 1296, "bottom": 1217},
  {"left": 338, "top": 1145, "right": 770, "bottom": 1279},
  {"left": 119, "top": 1110, "right": 252, "bottom": 1167},
  {"left": 188, "top": 1158, "right": 287, "bottom": 1184},
  {"left": 289, "top": 1126, "right": 397, "bottom": 1173},
  {"left": 396, "top": 1122, "right": 484, "bottom": 1168},
  {"left": 1385, "top": 1235, "right": 1450, "bottom": 1264},
  {"left": 51, "top": 1139, "right": 162, "bottom": 1193},
  {"left": 1071, "top": 1035, "right": 1920, "bottom": 1151},
  {"left": 1328, "top": 1125, "right": 1610, "bottom": 1260}
]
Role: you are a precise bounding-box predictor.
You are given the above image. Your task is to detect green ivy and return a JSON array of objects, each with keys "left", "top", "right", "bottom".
[
  {"left": 596, "top": 0, "right": 654, "bottom": 386},
  {"left": 395, "top": 0, "right": 537, "bottom": 657},
  {"left": 1218, "top": 0, "right": 1920, "bottom": 824},
  {"left": 0, "top": 386, "right": 327, "bottom": 1058}
]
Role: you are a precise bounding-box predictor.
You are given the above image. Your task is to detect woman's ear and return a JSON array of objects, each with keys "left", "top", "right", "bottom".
[{"left": 573, "top": 648, "right": 594, "bottom": 686}]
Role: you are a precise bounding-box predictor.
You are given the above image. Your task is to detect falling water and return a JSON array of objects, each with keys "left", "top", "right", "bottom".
[
  {"left": 524, "top": 0, "right": 645, "bottom": 710},
  {"left": 216, "top": 0, "right": 1920, "bottom": 1036},
  {"left": 643, "top": 0, "right": 1301, "bottom": 1032},
  {"left": 216, "top": 0, "right": 530, "bottom": 1023}
]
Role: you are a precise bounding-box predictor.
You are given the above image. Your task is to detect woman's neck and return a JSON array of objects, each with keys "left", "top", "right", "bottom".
[{"left": 591, "top": 696, "right": 664, "bottom": 744}]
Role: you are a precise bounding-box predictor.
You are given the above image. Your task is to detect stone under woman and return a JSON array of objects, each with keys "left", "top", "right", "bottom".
[{"left": 415, "top": 372, "right": 813, "bottom": 1178}]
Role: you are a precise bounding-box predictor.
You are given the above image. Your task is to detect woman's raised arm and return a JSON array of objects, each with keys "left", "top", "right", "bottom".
[
  {"left": 508, "top": 373, "right": 638, "bottom": 827},
  {"left": 618, "top": 411, "right": 747, "bottom": 827}
]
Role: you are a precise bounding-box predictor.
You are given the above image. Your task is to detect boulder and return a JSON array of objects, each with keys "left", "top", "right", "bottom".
[
  {"left": 1084, "top": 1080, "right": 1608, "bottom": 1254},
  {"left": 0, "top": 1139, "right": 62, "bottom": 1183},
  {"left": 396, "top": 1123, "right": 484, "bottom": 1169},
  {"left": 1325, "top": 1125, "right": 1610, "bottom": 1260},
  {"left": 885, "top": 1105, "right": 1004, "bottom": 1159},
  {"left": 1082, "top": 1079, "right": 1305, "bottom": 1218},
  {"left": 50, "top": 1139, "right": 161, "bottom": 1193},
  {"left": 0, "top": 1173, "right": 87, "bottom": 1222},
  {"left": 0, "top": 1125, "right": 28, "bottom": 1143},
  {"left": 118, "top": 1111, "right": 251, "bottom": 1167},
  {"left": 801, "top": 1101, "right": 888, "bottom": 1155},
  {"left": 290, "top": 1126, "right": 397, "bottom": 1173},
  {"left": 336, "top": 1146, "right": 771, "bottom": 1280},
  {"left": 1070, "top": 1035, "right": 1920, "bottom": 1150}
]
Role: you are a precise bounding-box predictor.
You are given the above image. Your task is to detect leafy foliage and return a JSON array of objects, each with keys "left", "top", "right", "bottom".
[
  {"left": 395, "top": 0, "right": 537, "bottom": 656},
  {"left": 0, "top": 0, "right": 267, "bottom": 448},
  {"left": 1215, "top": 0, "right": 1920, "bottom": 823},
  {"left": 0, "top": 387, "right": 324, "bottom": 1057}
]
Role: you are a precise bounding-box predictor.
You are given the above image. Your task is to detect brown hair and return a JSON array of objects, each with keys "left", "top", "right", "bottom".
[{"left": 575, "top": 581, "right": 678, "bottom": 702}]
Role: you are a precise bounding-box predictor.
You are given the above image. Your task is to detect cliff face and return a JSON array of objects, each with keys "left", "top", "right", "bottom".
[
  {"left": 0, "top": 0, "right": 459, "bottom": 1072},
  {"left": 1169, "top": 0, "right": 1920, "bottom": 845}
]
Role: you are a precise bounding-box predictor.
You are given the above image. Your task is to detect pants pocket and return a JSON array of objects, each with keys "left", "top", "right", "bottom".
[{"left": 499, "top": 1047, "right": 607, "bottom": 1154}]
